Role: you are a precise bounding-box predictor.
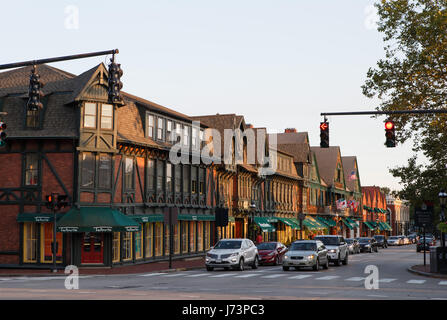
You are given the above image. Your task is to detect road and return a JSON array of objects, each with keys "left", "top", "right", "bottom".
[{"left": 0, "top": 244, "right": 446, "bottom": 300}]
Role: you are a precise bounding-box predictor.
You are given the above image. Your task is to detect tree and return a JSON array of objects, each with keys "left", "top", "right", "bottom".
[{"left": 362, "top": 0, "right": 447, "bottom": 206}]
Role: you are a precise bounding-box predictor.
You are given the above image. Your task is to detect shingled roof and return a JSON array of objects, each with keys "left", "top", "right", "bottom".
[
  {"left": 310, "top": 146, "right": 342, "bottom": 188},
  {"left": 342, "top": 156, "right": 360, "bottom": 193},
  {"left": 271, "top": 131, "right": 311, "bottom": 164}
]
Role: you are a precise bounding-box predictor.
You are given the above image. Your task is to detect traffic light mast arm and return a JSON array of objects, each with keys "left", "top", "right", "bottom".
[
  {"left": 321, "top": 109, "right": 447, "bottom": 116},
  {"left": 0, "top": 49, "right": 119, "bottom": 71}
]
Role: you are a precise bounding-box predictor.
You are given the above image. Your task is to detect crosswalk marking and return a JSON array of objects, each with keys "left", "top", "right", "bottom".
[
  {"left": 209, "top": 273, "right": 238, "bottom": 278},
  {"left": 260, "top": 274, "right": 286, "bottom": 279},
  {"left": 139, "top": 273, "right": 167, "bottom": 277},
  {"left": 439, "top": 281, "right": 447, "bottom": 286},
  {"left": 185, "top": 273, "right": 210, "bottom": 278},
  {"left": 379, "top": 278, "right": 396, "bottom": 283},
  {"left": 406, "top": 280, "right": 426, "bottom": 284},
  {"left": 345, "top": 277, "right": 365, "bottom": 281},
  {"left": 315, "top": 276, "right": 340, "bottom": 280},
  {"left": 163, "top": 273, "right": 188, "bottom": 277},
  {"left": 288, "top": 275, "right": 313, "bottom": 280},
  {"left": 234, "top": 274, "right": 260, "bottom": 278}
]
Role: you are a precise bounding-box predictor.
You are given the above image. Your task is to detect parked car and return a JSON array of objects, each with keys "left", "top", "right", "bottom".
[
  {"left": 387, "top": 236, "right": 402, "bottom": 246},
  {"left": 400, "top": 236, "right": 410, "bottom": 245},
  {"left": 257, "top": 241, "right": 288, "bottom": 265},
  {"left": 416, "top": 238, "right": 436, "bottom": 252},
  {"left": 205, "top": 239, "right": 259, "bottom": 271},
  {"left": 373, "top": 235, "right": 388, "bottom": 248},
  {"left": 346, "top": 238, "right": 360, "bottom": 254},
  {"left": 314, "top": 235, "right": 349, "bottom": 266},
  {"left": 282, "top": 240, "right": 329, "bottom": 271},
  {"left": 358, "top": 237, "right": 379, "bottom": 253},
  {"left": 407, "top": 234, "right": 418, "bottom": 244}
]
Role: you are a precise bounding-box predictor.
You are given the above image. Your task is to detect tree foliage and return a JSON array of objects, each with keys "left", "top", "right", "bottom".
[{"left": 363, "top": 0, "right": 447, "bottom": 205}]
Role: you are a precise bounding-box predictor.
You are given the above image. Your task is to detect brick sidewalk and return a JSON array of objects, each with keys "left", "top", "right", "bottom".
[{"left": 0, "top": 257, "right": 205, "bottom": 277}]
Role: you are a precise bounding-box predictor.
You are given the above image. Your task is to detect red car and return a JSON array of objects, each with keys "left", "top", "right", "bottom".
[{"left": 256, "top": 242, "right": 288, "bottom": 265}]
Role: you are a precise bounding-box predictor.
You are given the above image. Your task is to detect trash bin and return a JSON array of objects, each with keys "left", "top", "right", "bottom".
[{"left": 430, "top": 246, "right": 438, "bottom": 273}]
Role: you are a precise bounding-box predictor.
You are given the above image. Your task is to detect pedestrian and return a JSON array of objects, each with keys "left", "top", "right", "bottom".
[{"left": 256, "top": 232, "right": 263, "bottom": 245}]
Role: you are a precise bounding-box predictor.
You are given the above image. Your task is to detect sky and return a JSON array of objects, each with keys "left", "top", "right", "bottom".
[{"left": 1, "top": 0, "right": 420, "bottom": 191}]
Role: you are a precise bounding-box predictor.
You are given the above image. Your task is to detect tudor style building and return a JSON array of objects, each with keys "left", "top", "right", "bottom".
[{"left": 0, "top": 63, "right": 217, "bottom": 268}]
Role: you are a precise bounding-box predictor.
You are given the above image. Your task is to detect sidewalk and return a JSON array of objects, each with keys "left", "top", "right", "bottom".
[
  {"left": 0, "top": 257, "right": 205, "bottom": 277},
  {"left": 408, "top": 264, "right": 447, "bottom": 279}
]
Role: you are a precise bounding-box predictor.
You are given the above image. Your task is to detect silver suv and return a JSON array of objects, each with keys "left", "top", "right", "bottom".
[
  {"left": 314, "top": 235, "right": 349, "bottom": 266},
  {"left": 282, "top": 240, "right": 329, "bottom": 271},
  {"left": 205, "top": 239, "right": 259, "bottom": 271}
]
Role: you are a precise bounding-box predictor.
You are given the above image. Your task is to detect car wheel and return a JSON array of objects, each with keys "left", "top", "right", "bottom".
[
  {"left": 342, "top": 252, "right": 348, "bottom": 265},
  {"left": 369, "top": 247, "right": 372, "bottom": 253},
  {"left": 334, "top": 254, "right": 341, "bottom": 266},
  {"left": 237, "top": 258, "right": 244, "bottom": 271},
  {"left": 206, "top": 266, "right": 214, "bottom": 271},
  {"left": 251, "top": 256, "right": 259, "bottom": 270},
  {"left": 375, "top": 247, "right": 378, "bottom": 253},
  {"left": 273, "top": 256, "right": 279, "bottom": 266},
  {"left": 323, "top": 258, "right": 329, "bottom": 270},
  {"left": 282, "top": 266, "right": 290, "bottom": 271},
  {"left": 224, "top": 267, "right": 230, "bottom": 271},
  {"left": 313, "top": 259, "right": 320, "bottom": 271}
]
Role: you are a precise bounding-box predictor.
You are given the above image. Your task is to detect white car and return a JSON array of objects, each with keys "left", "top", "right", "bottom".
[
  {"left": 314, "top": 235, "right": 349, "bottom": 266},
  {"left": 205, "top": 239, "right": 259, "bottom": 271}
]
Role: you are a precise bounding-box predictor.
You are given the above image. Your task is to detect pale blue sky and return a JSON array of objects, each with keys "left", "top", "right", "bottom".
[{"left": 1, "top": 0, "right": 418, "bottom": 191}]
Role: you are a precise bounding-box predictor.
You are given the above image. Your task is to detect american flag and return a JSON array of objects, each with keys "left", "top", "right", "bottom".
[{"left": 349, "top": 170, "right": 357, "bottom": 181}]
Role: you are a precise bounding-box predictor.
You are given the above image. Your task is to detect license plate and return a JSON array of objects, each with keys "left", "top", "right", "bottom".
[{"left": 216, "top": 259, "right": 222, "bottom": 263}]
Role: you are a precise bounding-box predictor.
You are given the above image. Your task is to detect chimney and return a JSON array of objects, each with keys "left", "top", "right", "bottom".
[
  {"left": 246, "top": 123, "right": 254, "bottom": 129},
  {"left": 285, "top": 128, "right": 297, "bottom": 133}
]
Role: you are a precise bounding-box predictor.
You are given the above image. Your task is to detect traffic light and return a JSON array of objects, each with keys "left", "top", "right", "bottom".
[
  {"left": 0, "top": 122, "right": 6, "bottom": 147},
  {"left": 27, "top": 66, "right": 44, "bottom": 111},
  {"left": 385, "top": 120, "right": 396, "bottom": 148},
  {"left": 56, "top": 194, "right": 69, "bottom": 209},
  {"left": 320, "top": 121, "right": 329, "bottom": 148},
  {"left": 45, "top": 193, "right": 57, "bottom": 210},
  {"left": 108, "top": 57, "right": 123, "bottom": 104}
]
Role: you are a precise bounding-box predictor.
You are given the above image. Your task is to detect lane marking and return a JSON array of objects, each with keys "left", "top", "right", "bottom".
[
  {"left": 209, "top": 273, "right": 238, "bottom": 278},
  {"left": 315, "top": 276, "right": 340, "bottom": 280},
  {"left": 345, "top": 277, "right": 365, "bottom": 281},
  {"left": 234, "top": 274, "right": 260, "bottom": 278},
  {"left": 439, "top": 281, "right": 447, "bottom": 286},
  {"left": 185, "top": 273, "right": 210, "bottom": 278},
  {"left": 260, "top": 274, "right": 286, "bottom": 279},
  {"left": 378, "top": 278, "right": 396, "bottom": 283},
  {"left": 288, "top": 275, "right": 313, "bottom": 280},
  {"left": 406, "top": 280, "right": 426, "bottom": 284},
  {"left": 138, "top": 273, "right": 167, "bottom": 277},
  {"left": 368, "top": 294, "right": 388, "bottom": 298},
  {"left": 163, "top": 273, "right": 188, "bottom": 277}
]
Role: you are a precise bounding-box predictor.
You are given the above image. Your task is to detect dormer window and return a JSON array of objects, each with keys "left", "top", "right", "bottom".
[
  {"left": 157, "top": 117, "right": 165, "bottom": 141},
  {"left": 100, "top": 104, "right": 113, "bottom": 129},
  {"left": 147, "top": 114, "right": 154, "bottom": 138},
  {"left": 26, "top": 109, "right": 40, "bottom": 129},
  {"left": 83, "top": 103, "right": 96, "bottom": 128}
]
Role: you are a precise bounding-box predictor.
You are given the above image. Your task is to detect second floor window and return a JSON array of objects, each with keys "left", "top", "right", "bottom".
[
  {"left": 175, "top": 164, "right": 181, "bottom": 193},
  {"left": 81, "top": 152, "right": 95, "bottom": 188},
  {"left": 26, "top": 109, "right": 39, "bottom": 129},
  {"left": 84, "top": 103, "right": 96, "bottom": 128},
  {"left": 167, "top": 120, "right": 173, "bottom": 142},
  {"left": 147, "top": 159, "right": 155, "bottom": 191},
  {"left": 157, "top": 160, "right": 164, "bottom": 193},
  {"left": 166, "top": 163, "right": 172, "bottom": 193},
  {"left": 191, "top": 166, "right": 198, "bottom": 194},
  {"left": 101, "top": 104, "right": 113, "bottom": 129},
  {"left": 124, "top": 157, "right": 134, "bottom": 190},
  {"left": 183, "top": 165, "right": 190, "bottom": 193},
  {"left": 24, "top": 153, "right": 39, "bottom": 186},
  {"left": 98, "top": 154, "right": 112, "bottom": 189},
  {"left": 157, "top": 117, "right": 164, "bottom": 141},
  {"left": 147, "top": 114, "right": 154, "bottom": 138}
]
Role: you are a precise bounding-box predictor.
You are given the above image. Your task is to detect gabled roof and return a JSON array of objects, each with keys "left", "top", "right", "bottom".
[
  {"left": 270, "top": 131, "right": 311, "bottom": 164},
  {"left": 310, "top": 146, "right": 344, "bottom": 188},
  {"left": 342, "top": 156, "right": 361, "bottom": 193}
]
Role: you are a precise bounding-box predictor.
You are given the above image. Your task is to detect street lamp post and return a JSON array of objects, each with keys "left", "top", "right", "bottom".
[{"left": 438, "top": 190, "right": 447, "bottom": 259}]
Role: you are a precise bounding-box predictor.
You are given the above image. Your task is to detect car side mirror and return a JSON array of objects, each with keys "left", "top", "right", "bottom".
[{"left": 340, "top": 242, "right": 345, "bottom": 245}]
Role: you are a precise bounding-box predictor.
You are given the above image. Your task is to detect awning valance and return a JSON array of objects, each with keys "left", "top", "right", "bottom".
[
  {"left": 315, "top": 216, "right": 336, "bottom": 227},
  {"left": 363, "top": 221, "right": 375, "bottom": 230},
  {"left": 56, "top": 207, "right": 141, "bottom": 233},
  {"left": 341, "top": 217, "right": 353, "bottom": 230},
  {"left": 177, "top": 214, "right": 215, "bottom": 221},
  {"left": 303, "top": 217, "right": 326, "bottom": 230},
  {"left": 254, "top": 217, "right": 276, "bottom": 232},
  {"left": 132, "top": 214, "right": 164, "bottom": 223},
  {"left": 346, "top": 217, "right": 359, "bottom": 228},
  {"left": 276, "top": 217, "right": 300, "bottom": 230},
  {"left": 17, "top": 213, "right": 64, "bottom": 223}
]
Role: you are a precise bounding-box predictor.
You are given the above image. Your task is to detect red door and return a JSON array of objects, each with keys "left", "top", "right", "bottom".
[
  {"left": 81, "top": 233, "right": 104, "bottom": 264},
  {"left": 235, "top": 220, "right": 244, "bottom": 238}
]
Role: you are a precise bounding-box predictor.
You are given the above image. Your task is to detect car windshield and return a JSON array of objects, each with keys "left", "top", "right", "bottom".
[
  {"left": 345, "top": 239, "right": 353, "bottom": 244},
  {"left": 290, "top": 242, "right": 317, "bottom": 251},
  {"left": 213, "top": 240, "right": 242, "bottom": 249},
  {"left": 389, "top": 237, "right": 399, "bottom": 240},
  {"left": 374, "top": 236, "right": 384, "bottom": 239},
  {"left": 358, "top": 238, "right": 371, "bottom": 243},
  {"left": 257, "top": 243, "right": 276, "bottom": 250},
  {"left": 315, "top": 237, "right": 339, "bottom": 245},
  {"left": 420, "top": 239, "right": 432, "bottom": 243}
]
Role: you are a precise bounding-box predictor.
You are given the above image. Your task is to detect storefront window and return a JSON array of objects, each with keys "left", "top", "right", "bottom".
[
  {"left": 174, "top": 222, "right": 180, "bottom": 254},
  {"left": 135, "top": 230, "right": 143, "bottom": 260},
  {"left": 23, "top": 223, "right": 37, "bottom": 263},
  {"left": 189, "top": 221, "right": 196, "bottom": 252},
  {"left": 145, "top": 223, "right": 153, "bottom": 258},
  {"left": 197, "top": 222, "right": 203, "bottom": 251},
  {"left": 122, "top": 232, "right": 133, "bottom": 261},
  {"left": 41, "top": 223, "right": 63, "bottom": 263},
  {"left": 182, "top": 221, "right": 189, "bottom": 253},
  {"left": 154, "top": 222, "right": 163, "bottom": 256},
  {"left": 204, "top": 221, "right": 210, "bottom": 250},
  {"left": 112, "top": 232, "right": 120, "bottom": 263},
  {"left": 164, "top": 224, "right": 170, "bottom": 256}
]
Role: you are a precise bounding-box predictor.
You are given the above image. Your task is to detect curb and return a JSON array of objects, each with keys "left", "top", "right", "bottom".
[{"left": 407, "top": 265, "right": 447, "bottom": 279}]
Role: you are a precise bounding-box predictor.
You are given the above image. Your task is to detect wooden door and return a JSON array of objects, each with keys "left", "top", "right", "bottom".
[{"left": 81, "top": 233, "right": 104, "bottom": 264}]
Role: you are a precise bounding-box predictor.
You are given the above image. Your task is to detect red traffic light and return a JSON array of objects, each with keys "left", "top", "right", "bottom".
[
  {"left": 385, "top": 121, "right": 394, "bottom": 130},
  {"left": 320, "top": 122, "right": 328, "bottom": 131}
]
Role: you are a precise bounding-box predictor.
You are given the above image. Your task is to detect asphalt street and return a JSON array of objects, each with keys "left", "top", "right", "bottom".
[{"left": 0, "top": 244, "right": 446, "bottom": 300}]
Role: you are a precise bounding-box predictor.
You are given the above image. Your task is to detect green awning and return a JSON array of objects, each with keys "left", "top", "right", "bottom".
[
  {"left": 383, "top": 221, "right": 392, "bottom": 231},
  {"left": 228, "top": 216, "right": 235, "bottom": 222},
  {"left": 17, "top": 213, "right": 64, "bottom": 223},
  {"left": 254, "top": 217, "right": 276, "bottom": 232},
  {"left": 378, "top": 221, "right": 392, "bottom": 231},
  {"left": 363, "top": 221, "right": 375, "bottom": 230},
  {"left": 177, "top": 214, "right": 215, "bottom": 221},
  {"left": 315, "top": 216, "right": 336, "bottom": 227},
  {"left": 276, "top": 217, "right": 300, "bottom": 230},
  {"left": 132, "top": 214, "right": 164, "bottom": 223},
  {"left": 341, "top": 218, "right": 353, "bottom": 230},
  {"left": 57, "top": 207, "right": 141, "bottom": 232},
  {"left": 303, "top": 217, "right": 326, "bottom": 230},
  {"left": 346, "top": 217, "right": 359, "bottom": 228}
]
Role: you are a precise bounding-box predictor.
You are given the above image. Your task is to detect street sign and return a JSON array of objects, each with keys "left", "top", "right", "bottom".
[{"left": 415, "top": 204, "right": 433, "bottom": 227}]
